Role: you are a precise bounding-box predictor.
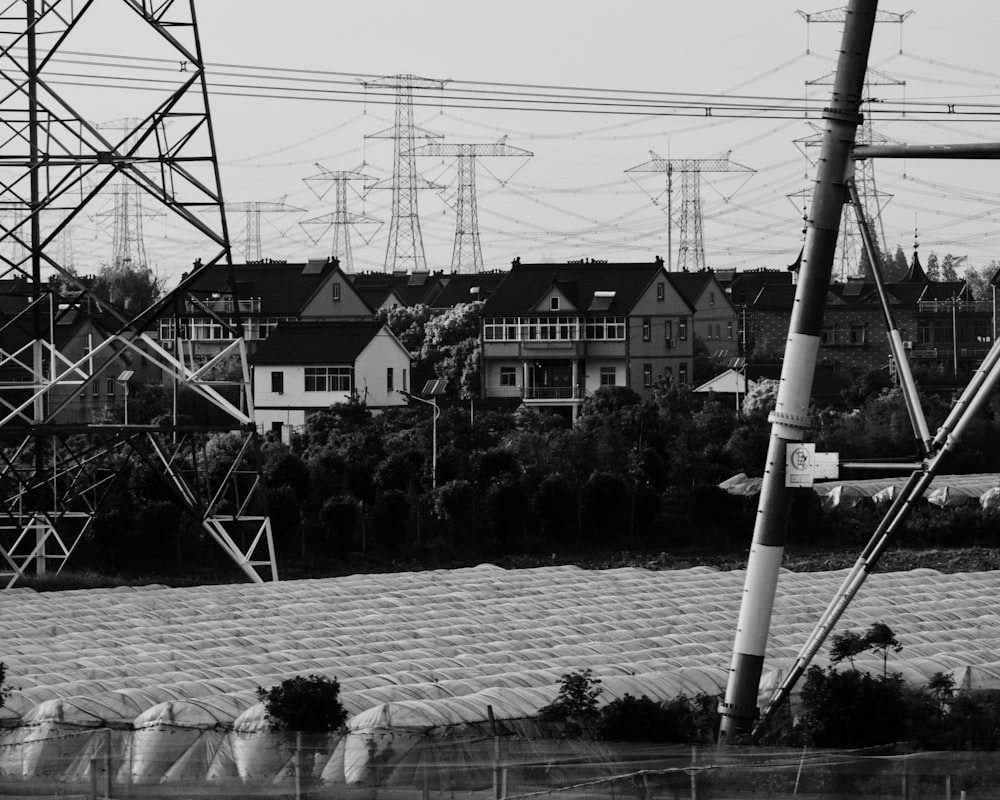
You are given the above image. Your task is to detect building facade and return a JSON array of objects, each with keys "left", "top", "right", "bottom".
[{"left": 480, "top": 258, "right": 694, "bottom": 420}]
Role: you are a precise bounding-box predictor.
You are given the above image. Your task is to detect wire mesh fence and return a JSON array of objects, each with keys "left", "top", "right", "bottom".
[{"left": 2, "top": 727, "right": 1000, "bottom": 799}]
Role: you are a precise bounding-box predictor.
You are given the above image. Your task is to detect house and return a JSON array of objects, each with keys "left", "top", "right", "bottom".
[
  {"left": 154, "top": 258, "right": 373, "bottom": 363},
  {"left": 694, "top": 363, "right": 852, "bottom": 409},
  {"left": 249, "top": 320, "right": 411, "bottom": 443},
  {"left": 736, "top": 254, "right": 981, "bottom": 380},
  {"left": 480, "top": 257, "right": 694, "bottom": 420},
  {"left": 0, "top": 278, "right": 150, "bottom": 425},
  {"left": 668, "top": 270, "right": 739, "bottom": 359}
]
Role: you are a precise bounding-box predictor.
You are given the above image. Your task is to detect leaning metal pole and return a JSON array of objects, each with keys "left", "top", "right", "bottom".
[{"left": 718, "top": 0, "right": 879, "bottom": 744}]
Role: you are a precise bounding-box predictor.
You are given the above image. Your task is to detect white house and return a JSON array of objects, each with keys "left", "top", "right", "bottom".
[{"left": 249, "top": 320, "right": 411, "bottom": 443}]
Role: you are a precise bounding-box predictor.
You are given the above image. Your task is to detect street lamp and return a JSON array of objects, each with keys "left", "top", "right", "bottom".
[
  {"left": 116, "top": 370, "right": 134, "bottom": 425},
  {"left": 398, "top": 379, "right": 447, "bottom": 489}
]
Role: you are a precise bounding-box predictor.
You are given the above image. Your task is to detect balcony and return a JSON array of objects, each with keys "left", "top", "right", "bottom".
[
  {"left": 184, "top": 298, "right": 261, "bottom": 314},
  {"left": 917, "top": 299, "right": 993, "bottom": 314},
  {"left": 523, "top": 386, "right": 582, "bottom": 400}
]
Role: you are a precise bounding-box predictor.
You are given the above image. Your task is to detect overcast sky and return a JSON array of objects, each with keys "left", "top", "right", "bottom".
[{"left": 35, "top": 2, "right": 1000, "bottom": 281}]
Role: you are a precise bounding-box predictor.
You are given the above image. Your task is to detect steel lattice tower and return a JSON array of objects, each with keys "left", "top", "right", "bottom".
[
  {"left": 301, "top": 165, "right": 380, "bottom": 272},
  {"left": 626, "top": 152, "right": 756, "bottom": 271},
  {"left": 225, "top": 200, "right": 305, "bottom": 261},
  {"left": 412, "top": 137, "right": 532, "bottom": 273},
  {"left": 363, "top": 75, "right": 445, "bottom": 273},
  {"left": 0, "top": 0, "right": 277, "bottom": 586}
]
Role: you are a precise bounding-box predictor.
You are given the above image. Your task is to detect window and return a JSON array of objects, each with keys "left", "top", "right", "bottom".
[
  {"left": 583, "top": 316, "right": 626, "bottom": 341},
  {"left": 271, "top": 371, "right": 284, "bottom": 394},
  {"left": 656, "top": 282, "right": 665, "bottom": 301},
  {"left": 642, "top": 317, "right": 651, "bottom": 341},
  {"left": 92, "top": 377, "right": 100, "bottom": 396},
  {"left": 386, "top": 367, "right": 394, "bottom": 393},
  {"left": 643, "top": 363, "right": 652, "bottom": 388},
  {"left": 332, "top": 282, "right": 341, "bottom": 302},
  {"left": 402, "top": 368, "right": 408, "bottom": 392},
  {"left": 304, "top": 366, "right": 352, "bottom": 392},
  {"left": 106, "top": 377, "right": 115, "bottom": 396},
  {"left": 500, "top": 366, "right": 517, "bottom": 387},
  {"left": 270, "top": 421, "right": 283, "bottom": 437},
  {"left": 550, "top": 296, "right": 560, "bottom": 311},
  {"left": 679, "top": 363, "right": 688, "bottom": 384},
  {"left": 600, "top": 366, "right": 616, "bottom": 386},
  {"left": 709, "top": 291, "right": 716, "bottom": 306},
  {"left": 665, "top": 320, "right": 673, "bottom": 346},
  {"left": 679, "top": 321, "right": 688, "bottom": 341},
  {"left": 706, "top": 325, "right": 713, "bottom": 340},
  {"left": 727, "top": 322, "right": 734, "bottom": 339}
]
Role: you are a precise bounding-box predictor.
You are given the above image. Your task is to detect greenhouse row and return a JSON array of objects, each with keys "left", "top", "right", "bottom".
[{"left": 1, "top": 565, "right": 999, "bottom": 785}]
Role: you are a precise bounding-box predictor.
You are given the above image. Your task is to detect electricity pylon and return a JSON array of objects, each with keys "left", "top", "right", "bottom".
[
  {"left": 794, "top": 64, "right": 906, "bottom": 278},
  {"left": 411, "top": 137, "right": 532, "bottom": 273},
  {"left": 225, "top": 200, "right": 305, "bottom": 261},
  {"left": 0, "top": 0, "right": 277, "bottom": 587},
  {"left": 362, "top": 74, "right": 446, "bottom": 273},
  {"left": 626, "top": 152, "right": 755, "bottom": 271},
  {"left": 301, "top": 165, "right": 381, "bottom": 272}
]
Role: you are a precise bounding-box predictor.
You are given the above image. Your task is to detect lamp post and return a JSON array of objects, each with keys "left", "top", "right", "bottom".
[
  {"left": 117, "top": 370, "right": 134, "bottom": 425},
  {"left": 399, "top": 379, "right": 447, "bottom": 490}
]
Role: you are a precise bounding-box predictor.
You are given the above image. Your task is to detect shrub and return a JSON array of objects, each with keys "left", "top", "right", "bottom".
[{"left": 256, "top": 674, "right": 348, "bottom": 734}]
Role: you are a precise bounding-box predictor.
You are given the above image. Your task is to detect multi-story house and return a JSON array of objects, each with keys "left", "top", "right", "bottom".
[
  {"left": 480, "top": 257, "right": 694, "bottom": 420},
  {"left": 249, "top": 320, "right": 411, "bottom": 443},
  {"left": 732, "top": 255, "right": 978, "bottom": 380},
  {"left": 155, "top": 258, "right": 372, "bottom": 363},
  {"left": 669, "top": 270, "right": 739, "bottom": 359},
  {"left": 349, "top": 271, "right": 445, "bottom": 312}
]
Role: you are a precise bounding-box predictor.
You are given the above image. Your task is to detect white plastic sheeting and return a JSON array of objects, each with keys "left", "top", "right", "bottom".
[
  {"left": 721, "top": 472, "right": 1000, "bottom": 509},
  {"left": 1, "top": 565, "right": 999, "bottom": 784}
]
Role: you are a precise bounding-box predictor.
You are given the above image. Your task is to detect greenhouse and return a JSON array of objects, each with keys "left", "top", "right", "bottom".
[{"left": 1, "top": 564, "right": 999, "bottom": 788}]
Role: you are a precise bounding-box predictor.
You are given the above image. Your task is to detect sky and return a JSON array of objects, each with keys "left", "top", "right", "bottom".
[{"left": 16, "top": 1, "right": 1000, "bottom": 285}]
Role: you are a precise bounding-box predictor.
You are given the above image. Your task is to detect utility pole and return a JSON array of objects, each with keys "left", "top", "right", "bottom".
[
  {"left": 718, "top": 0, "right": 878, "bottom": 743},
  {"left": 626, "top": 152, "right": 755, "bottom": 271},
  {"left": 411, "top": 137, "right": 532, "bottom": 273}
]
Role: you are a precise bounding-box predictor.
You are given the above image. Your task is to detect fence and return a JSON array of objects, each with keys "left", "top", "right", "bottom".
[{"left": 2, "top": 727, "right": 1000, "bottom": 800}]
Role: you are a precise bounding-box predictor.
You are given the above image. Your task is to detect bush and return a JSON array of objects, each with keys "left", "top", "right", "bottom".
[
  {"left": 538, "top": 669, "right": 602, "bottom": 739},
  {"left": 596, "top": 693, "right": 713, "bottom": 743},
  {"left": 256, "top": 674, "right": 348, "bottom": 734}
]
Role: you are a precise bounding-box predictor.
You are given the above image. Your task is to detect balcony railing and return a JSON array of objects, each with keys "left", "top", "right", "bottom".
[
  {"left": 523, "top": 386, "right": 582, "bottom": 400},
  {"left": 184, "top": 298, "right": 261, "bottom": 314},
  {"left": 917, "top": 300, "right": 993, "bottom": 314},
  {"left": 910, "top": 347, "right": 991, "bottom": 361}
]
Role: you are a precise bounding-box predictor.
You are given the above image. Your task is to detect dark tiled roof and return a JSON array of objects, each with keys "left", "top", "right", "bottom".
[
  {"left": 249, "top": 320, "right": 386, "bottom": 365},
  {"left": 176, "top": 261, "right": 343, "bottom": 316},
  {"left": 482, "top": 260, "right": 668, "bottom": 316},
  {"left": 666, "top": 271, "right": 714, "bottom": 307},
  {"left": 433, "top": 273, "right": 506, "bottom": 308},
  {"left": 350, "top": 272, "right": 445, "bottom": 307}
]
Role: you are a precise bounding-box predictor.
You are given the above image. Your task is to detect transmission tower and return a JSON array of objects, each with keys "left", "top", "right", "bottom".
[
  {"left": 626, "top": 152, "right": 756, "bottom": 271},
  {"left": 0, "top": 1, "right": 276, "bottom": 587},
  {"left": 796, "top": 7, "right": 912, "bottom": 278},
  {"left": 301, "top": 165, "right": 381, "bottom": 272},
  {"left": 412, "top": 137, "right": 532, "bottom": 273},
  {"left": 363, "top": 75, "right": 446, "bottom": 273},
  {"left": 225, "top": 200, "right": 305, "bottom": 261}
]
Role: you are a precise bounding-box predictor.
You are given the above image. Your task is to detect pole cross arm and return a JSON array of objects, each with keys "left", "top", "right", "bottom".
[{"left": 853, "top": 143, "right": 1000, "bottom": 160}]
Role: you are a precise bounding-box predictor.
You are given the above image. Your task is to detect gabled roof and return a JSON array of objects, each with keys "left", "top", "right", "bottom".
[
  {"left": 726, "top": 269, "right": 792, "bottom": 305},
  {"left": 249, "top": 320, "right": 389, "bottom": 365},
  {"left": 482, "top": 258, "right": 674, "bottom": 316},
  {"left": 176, "top": 260, "right": 347, "bottom": 316},
  {"left": 668, "top": 270, "right": 729, "bottom": 309},
  {"left": 350, "top": 272, "right": 445, "bottom": 308}
]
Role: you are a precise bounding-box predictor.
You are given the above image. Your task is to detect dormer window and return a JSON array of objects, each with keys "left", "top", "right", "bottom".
[
  {"left": 550, "top": 296, "right": 560, "bottom": 311},
  {"left": 332, "top": 282, "right": 341, "bottom": 302},
  {"left": 657, "top": 283, "right": 665, "bottom": 301}
]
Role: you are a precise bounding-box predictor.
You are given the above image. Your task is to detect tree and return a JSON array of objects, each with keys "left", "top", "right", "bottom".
[
  {"left": 538, "top": 669, "right": 602, "bottom": 739},
  {"left": 91, "top": 260, "right": 163, "bottom": 313},
  {"left": 925, "top": 251, "right": 940, "bottom": 281},
  {"left": 256, "top": 674, "right": 348, "bottom": 734},
  {"left": 864, "top": 621, "right": 902, "bottom": 678},
  {"left": 829, "top": 630, "right": 866, "bottom": 670},
  {"left": 939, "top": 253, "right": 965, "bottom": 282},
  {"left": 965, "top": 261, "right": 998, "bottom": 300}
]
